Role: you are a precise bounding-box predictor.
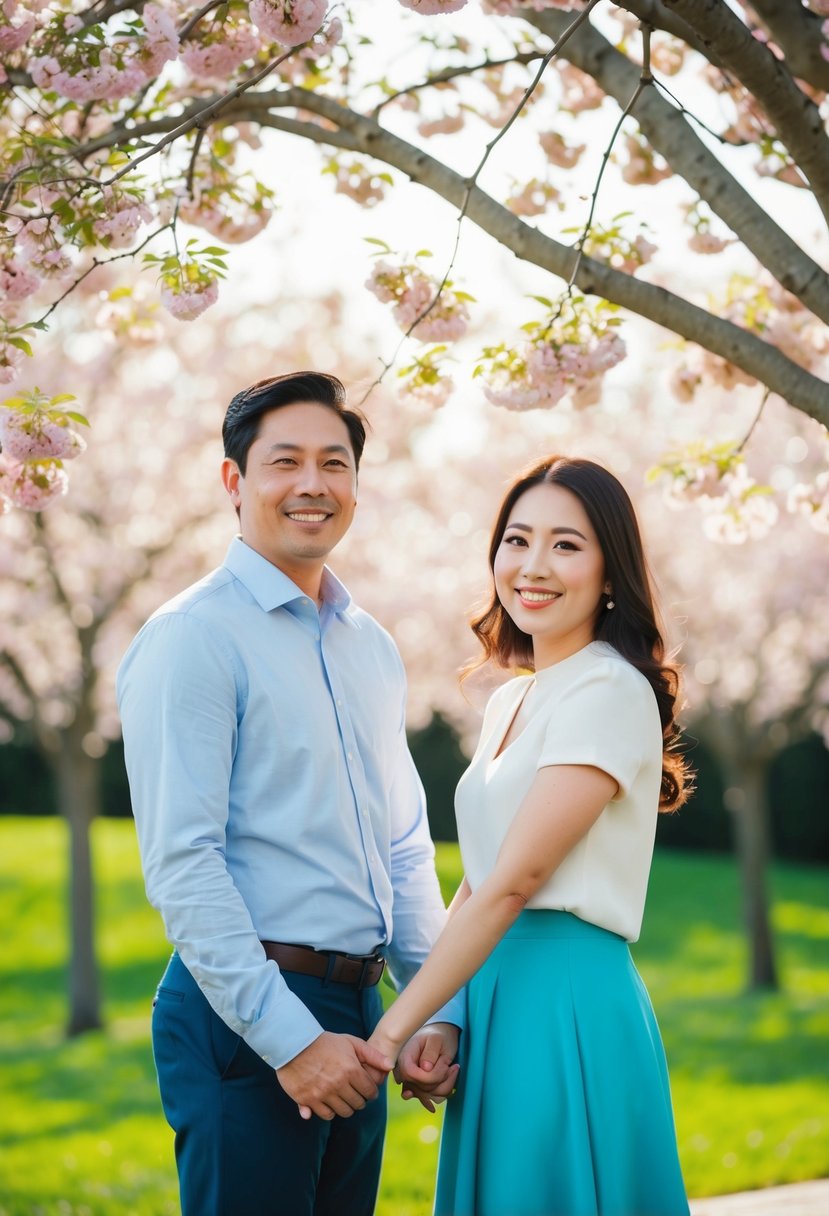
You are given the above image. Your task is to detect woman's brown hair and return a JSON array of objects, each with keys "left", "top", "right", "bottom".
[{"left": 469, "top": 456, "right": 692, "bottom": 812}]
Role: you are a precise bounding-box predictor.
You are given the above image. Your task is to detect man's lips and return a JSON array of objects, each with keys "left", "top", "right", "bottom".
[{"left": 285, "top": 510, "right": 333, "bottom": 523}]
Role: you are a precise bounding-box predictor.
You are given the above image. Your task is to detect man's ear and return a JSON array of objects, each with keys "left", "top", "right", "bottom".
[{"left": 221, "top": 458, "right": 242, "bottom": 508}]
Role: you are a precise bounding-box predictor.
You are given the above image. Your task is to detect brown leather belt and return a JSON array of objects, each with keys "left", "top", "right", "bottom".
[{"left": 261, "top": 941, "right": 386, "bottom": 989}]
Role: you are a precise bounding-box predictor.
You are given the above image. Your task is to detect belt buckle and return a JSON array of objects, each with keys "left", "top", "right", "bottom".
[{"left": 357, "top": 951, "right": 384, "bottom": 990}]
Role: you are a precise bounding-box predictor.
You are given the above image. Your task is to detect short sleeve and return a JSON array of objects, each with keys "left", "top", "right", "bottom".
[{"left": 536, "top": 659, "right": 657, "bottom": 800}]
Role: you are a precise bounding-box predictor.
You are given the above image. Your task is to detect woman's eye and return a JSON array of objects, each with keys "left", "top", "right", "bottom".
[
  {"left": 553, "top": 540, "right": 577, "bottom": 551},
  {"left": 504, "top": 535, "right": 526, "bottom": 546}
]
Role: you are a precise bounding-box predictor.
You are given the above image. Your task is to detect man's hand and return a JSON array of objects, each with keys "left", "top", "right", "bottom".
[
  {"left": 276, "top": 1032, "right": 392, "bottom": 1121},
  {"left": 394, "top": 1023, "right": 460, "bottom": 1113}
]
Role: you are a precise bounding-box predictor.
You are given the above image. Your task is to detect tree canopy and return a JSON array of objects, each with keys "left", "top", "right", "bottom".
[{"left": 1, "top": 1, "right": 827, "bottom": 531}]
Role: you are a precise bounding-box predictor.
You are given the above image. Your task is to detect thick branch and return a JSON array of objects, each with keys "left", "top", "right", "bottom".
[
  {"left": 663, "top": 0, "right": 829, "bottom": 223},
  {"left": 527, "top": 9, "right": 829, "bottom": 324},
  {"left": 747, "top": 0, "right": 829, "bottom": 94},
  {"left": 236, "top": 88, "right": 828, "bottom": 426},
  {"left": 610, "top": 0, "right": 724, "bottom": 66}
]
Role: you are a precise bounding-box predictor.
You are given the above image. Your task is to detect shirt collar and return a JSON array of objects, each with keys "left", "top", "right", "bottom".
[{"left": 223, "top": 536, "right": 360, "bottom": 627}]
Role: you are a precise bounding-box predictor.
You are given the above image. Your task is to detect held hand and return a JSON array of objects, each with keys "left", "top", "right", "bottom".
[
  {"left": 276, "top": 1032, "right": 392, "bottom": 1122},
  {"left": 395, "top": 1023, "right": 460, "bottom": 1113}
]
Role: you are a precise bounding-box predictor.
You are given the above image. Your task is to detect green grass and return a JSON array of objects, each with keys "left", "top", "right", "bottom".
[{"left": 0, "top": 818, "right": 827, "bottom": 1215}]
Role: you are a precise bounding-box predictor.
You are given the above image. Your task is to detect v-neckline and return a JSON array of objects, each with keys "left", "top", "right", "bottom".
[{"left": 491, "top": 678, "right": 534, "bottom": 761}]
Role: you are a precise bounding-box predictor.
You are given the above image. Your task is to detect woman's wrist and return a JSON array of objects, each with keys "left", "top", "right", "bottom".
[{"left": 369, "top": 1023, "right": 404, "bottom": 1065}]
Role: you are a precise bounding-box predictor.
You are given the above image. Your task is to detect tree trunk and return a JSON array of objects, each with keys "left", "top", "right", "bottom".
[
  {"left": 55, "top": 738, "right": 103, "bottom": 1035},
  {"left": 732, "top": 757, "right": 778, "bottom": 990},
  {"left": 714, "top": 744, "right": 773, "bottom": 992}
]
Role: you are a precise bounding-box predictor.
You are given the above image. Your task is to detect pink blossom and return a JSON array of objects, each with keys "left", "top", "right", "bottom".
[
  {"left": 140, "top": 3, "right": 180, "bottom": 75},
  {"left": 0, "top": 340, "right": 24, "bottom": 383},
  {"left": 250, "top": 0, "right": 327, "bottom": 47},
  {"left": 788, "top": 473, "right": 829, "bottom": 534},
  {"left": 556, "top": 62, "right": 605, "bottom": 113},
  {"left": 179, "top": 195, "right": 273, "bottom": 243},
  {"left": 688, "top": 230, "right": 731, "bottom": 254},
  {"left": 92, "top": 192, "right": 153, "bottom": 250},
  {"left": 366, "top": 260, "right": 470, "bottom": 342},
  {"left": 539, "top": 131, "right": 585, "bottom": 169},
  {"left": 668, "top": 365, "right": 702, "bottom": 404},
  {"left": 0, "top": 4, "right": 34, "bottom": 53},
  {"left": 181, "top": 21, "right": 261, "bottom": 79},
  {"left": 483, "top": 0, "right": 579, "bottom": 12},
  {"left": 507, "top": 178, "right": 560, "bottom": 218},
  {"left": 398, "top": 0, "right": 468, "bottom": 12},
  {"left": 620, "top": 134, "right": 672, "bottom": 185},
  {"left": 160, "top": 278, "right": 219, "bottom": 321},
  {"left": 0, "top": 455, "right": 69, "bottom": 511},
  {"left": 64, "top": 14, "right": 83, "bottom": 34},
  {"left": 0, "top": 257, "right": 40, "bottom": 301},
  {"left": 30, "top": 53, "right": 146, "bottom": 102},
  {"left": 650, "top": 38, "right": 685, "bottom": 76},
  {"left": 0, "top": 409, "right": 86, "bottom": 461},
  {"left": 417, "top": 112, "right": 466, "bottom": 138},
  {"left": 327, "top": 160, "right": 388, "bottom": 208}
]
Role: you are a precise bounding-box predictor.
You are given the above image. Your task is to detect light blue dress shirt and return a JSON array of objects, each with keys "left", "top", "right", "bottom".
[{"left": 117, "top": 537, "right": 461, "bottom": 1069}]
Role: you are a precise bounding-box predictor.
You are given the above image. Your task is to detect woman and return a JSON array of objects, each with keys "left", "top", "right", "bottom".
[{"left": 369, "top": 456, "right": 692, "bottom": 1216}]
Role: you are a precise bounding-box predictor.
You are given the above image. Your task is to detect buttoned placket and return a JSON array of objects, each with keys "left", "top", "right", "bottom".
[{"left": 301, "top": 597, "right": 390, "bottom": 946}]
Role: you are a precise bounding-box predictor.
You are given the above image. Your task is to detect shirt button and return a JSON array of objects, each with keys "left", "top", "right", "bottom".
[
  {"left": 347, "top": 751, "right": 353, "bottom": 761},
  {"left": 336, "top": 699, "right": 343, "bottom": 708}
]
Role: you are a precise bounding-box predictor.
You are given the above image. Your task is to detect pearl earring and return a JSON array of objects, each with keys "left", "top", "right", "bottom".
[{"left": 605, "top": 593, "right": 615, "bottom": 610}]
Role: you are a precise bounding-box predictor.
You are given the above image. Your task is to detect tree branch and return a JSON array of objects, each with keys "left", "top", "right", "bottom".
[
  {"left": 526, "top": 8, "right": 829, "bottom": 325},
  {"left": 662, "top": 0, "right": 829, "bottom": 224},
  {"left": 372, "top": 50, "right": 546, "bottom": 117},
  {"left": 233, "top": 88, "right": 828, "bottom": 426},
  {"left": 610, "top": 0, "right": 724, "bottom": 66},
  {"left": 746, "top": 0, "right": 829, "bottom": 94}
]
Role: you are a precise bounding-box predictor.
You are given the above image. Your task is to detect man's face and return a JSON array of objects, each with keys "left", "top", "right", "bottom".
[{"left": 222, "top": 402, "right": 358, "bottom": 589}]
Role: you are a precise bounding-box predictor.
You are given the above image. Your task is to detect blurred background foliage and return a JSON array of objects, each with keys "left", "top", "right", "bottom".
[{"left": 2, "top": 718, "right": 828, "bottom": 863}]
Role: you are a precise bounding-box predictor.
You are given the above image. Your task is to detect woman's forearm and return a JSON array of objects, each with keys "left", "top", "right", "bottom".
[{"left": 371, "top": 880, "right": 525, "bottom": 1059}]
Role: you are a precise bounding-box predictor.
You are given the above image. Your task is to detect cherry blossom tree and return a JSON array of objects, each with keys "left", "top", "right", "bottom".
[{"left": 2, "top": 1, "right": 829, "bottom": 522}]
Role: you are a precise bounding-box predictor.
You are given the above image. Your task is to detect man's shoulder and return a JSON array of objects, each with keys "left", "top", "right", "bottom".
[{"left": 149, "top": 565, "right": 237, "bottom": 623}]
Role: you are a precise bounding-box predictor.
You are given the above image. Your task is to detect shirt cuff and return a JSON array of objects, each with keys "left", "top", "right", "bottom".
[
  {"left": 242, "top": 982, "right": 325, "bottom": 1070},
  {"left": 427, "top": 989, "right": 465, "bottom": 1033}
]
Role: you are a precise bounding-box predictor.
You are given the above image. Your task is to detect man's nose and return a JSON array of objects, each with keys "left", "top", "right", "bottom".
[{"left": 294, "top": 461, "right": 326, "bottom": 494}]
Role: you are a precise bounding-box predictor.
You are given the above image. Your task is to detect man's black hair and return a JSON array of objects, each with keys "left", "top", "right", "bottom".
[{"left": 222, "top": 372, "right": 367, "bottom": 475}]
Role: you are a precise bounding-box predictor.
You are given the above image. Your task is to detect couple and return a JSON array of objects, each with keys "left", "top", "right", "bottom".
[{"left": 117, "top": 371, "right": 691, "bottom": 1216}]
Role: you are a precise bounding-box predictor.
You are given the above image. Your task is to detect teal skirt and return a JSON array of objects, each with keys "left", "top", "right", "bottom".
[{"left": 434, "top": 911, "right": 688, "bottom": 1216}]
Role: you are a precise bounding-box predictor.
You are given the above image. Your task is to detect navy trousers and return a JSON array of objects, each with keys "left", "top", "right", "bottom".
[{"left": 151, "top": 952, "right": 386, "bottom": 1216}]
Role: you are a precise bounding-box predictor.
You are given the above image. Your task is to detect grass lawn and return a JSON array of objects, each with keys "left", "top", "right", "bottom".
[{"left": 0, "top": 817, "right": 827, "bottom": 1215}]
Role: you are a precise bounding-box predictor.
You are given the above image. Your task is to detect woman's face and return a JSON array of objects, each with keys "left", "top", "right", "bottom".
[{"left": 493, "top": 482, "right": 609, "bottom": 669}]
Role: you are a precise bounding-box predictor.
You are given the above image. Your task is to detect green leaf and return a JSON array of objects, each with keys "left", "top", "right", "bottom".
[{"left": 63, "top": 411, "right": 91, "bottom": 427}]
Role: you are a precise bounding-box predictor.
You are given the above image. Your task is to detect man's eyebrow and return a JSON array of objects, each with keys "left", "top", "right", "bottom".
[
  {"left": 506, "top": 522, "right": 588, "bottom": 540},
  {"left": 264, "top": 442, "right": 352, "bottom": 457}
]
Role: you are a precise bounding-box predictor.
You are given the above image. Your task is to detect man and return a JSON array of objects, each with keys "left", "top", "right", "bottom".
[{"left": 117, "top": 372, "right": 461, "bottom": 1216}]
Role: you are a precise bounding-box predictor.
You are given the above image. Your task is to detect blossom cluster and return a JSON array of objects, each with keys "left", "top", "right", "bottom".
[
  {"left": 366, "top": 256, "right": 472, "bottom": 342},
  {"left": 0, "top": 390, "right": 88, "bottom": 513},
  {"left": 477, "top": 296, "right": 626, "bottom": 412},
  {"left": 397, "top": 345, "right": 455, "bottom": 410},
  {"left": 578, "top": 218, "right": 657, "bottom": 275},
  {"left": 324, "top": 159, "right": 391, "bottom": 208},
  {"left": 669, "top": 274, "right": 829, "bottom": 402},
  {"left": 649, "top": 445, "right": 779, "bottom": 544}
]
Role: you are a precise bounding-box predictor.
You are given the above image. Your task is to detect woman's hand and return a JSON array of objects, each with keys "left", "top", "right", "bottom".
[{"left": 395, "top": 1023, "right": 460, "bottom": 1113}]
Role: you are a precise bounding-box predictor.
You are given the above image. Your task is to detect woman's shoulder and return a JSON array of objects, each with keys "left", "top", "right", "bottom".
[{"left": 539, "top": 642, "right": 656, "bottom": 712}]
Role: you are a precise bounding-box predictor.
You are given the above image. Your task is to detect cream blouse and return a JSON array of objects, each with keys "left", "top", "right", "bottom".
[{"left": 455, "top": 641, "right": 663, "bottom": 943}]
